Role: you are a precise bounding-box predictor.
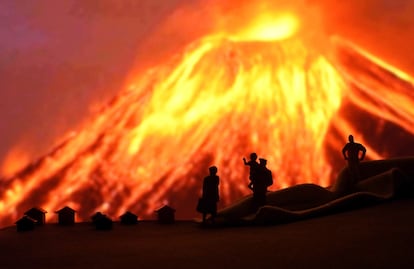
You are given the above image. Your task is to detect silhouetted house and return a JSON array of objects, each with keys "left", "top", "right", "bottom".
[
  {"left": 55, "top": 206, "right": 76, "bottom": 225},
  {"left": 155, "top": 205, "right": 176, "bottom": 224},
  {"left": 119, "top": 211, "right": 138, "bottom": 225},
  {"left": 94, "top": 214, "right": 113, "bottom": 230},
  {"left": 24, "top": 207, "right": 47, "bottom": 225},
  {"left": 15, "top": 216, "right": 37, "bottom": 232},
  {"left": 91, "top": 212, "right": 105, "bottom": 224}
]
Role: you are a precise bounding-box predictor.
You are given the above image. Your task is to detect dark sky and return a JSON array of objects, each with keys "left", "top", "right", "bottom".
[{"left": 1, "top": 0, "right": 414, "bottom": 176}]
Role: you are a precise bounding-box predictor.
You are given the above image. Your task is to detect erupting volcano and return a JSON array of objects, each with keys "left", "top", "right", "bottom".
[{"left": 1, "top": 3, "right": 414, "bottom": 227}]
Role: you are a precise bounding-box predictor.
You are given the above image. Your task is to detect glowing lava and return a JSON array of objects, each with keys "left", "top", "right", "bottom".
[
  {"left": 1, "top": 9, "right": 414, "bottom": 228},
  {"left": 230, "top": 12, "right": 300, "bottom": 41}
]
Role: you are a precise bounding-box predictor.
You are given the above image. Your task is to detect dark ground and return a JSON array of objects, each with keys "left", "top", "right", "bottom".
[{"left": 1, "top": 198, "right": 414, "bottom": 269}]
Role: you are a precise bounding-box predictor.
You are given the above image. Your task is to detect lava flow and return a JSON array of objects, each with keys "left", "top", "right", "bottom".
[{"left": 1, "top": 7, "right": 414, "bottom": 227}]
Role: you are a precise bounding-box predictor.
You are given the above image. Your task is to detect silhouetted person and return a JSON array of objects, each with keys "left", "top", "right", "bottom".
[
  {"left": 252, "top": 158, "right": 273, "bottom": 207},
  {"left": 243, "top": 152, "right": 259, "bottom": 191},
  {"left": 199, "top": 166, "right": 220, "bottom": 224},
  {"left": 342, "top": 135, "right": 366, "bottom": 184},
  {"left": 259, "top": 158, "right": 273, "bottom": 189}
]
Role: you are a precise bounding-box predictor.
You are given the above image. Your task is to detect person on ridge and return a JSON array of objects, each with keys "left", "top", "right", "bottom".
[
  {"left": 243, "top": 152, "right": 259, "bottom": 191},
  {"left": 252, "top": 158, "right": 273, "bottom": 207},
  {"left": 342, "top": 134, "right": 366, "bottom": 184}
]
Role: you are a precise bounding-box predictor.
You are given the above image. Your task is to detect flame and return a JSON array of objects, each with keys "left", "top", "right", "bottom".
[{"left": 1, "top": 4, "right": 414, "bottom": 227}]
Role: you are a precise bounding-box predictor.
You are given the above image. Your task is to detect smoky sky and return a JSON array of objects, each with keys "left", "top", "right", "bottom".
[{"left": 1, "top": 0, "right": 414, "bottom": 176}]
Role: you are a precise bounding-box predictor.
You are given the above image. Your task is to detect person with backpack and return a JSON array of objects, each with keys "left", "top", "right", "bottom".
[{"left": 252, "top": 158, "right": 273, "bottom": 208}]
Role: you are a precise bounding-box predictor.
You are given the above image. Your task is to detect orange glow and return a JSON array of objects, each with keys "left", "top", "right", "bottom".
[
  {"left": 332, "top": 36, "right": 414, "bottom": 137},
  {"left": 230, "top": 13, "right": 300, "bottom": 41},
  {"left": 0, "top": 146, "right": 31, "bottom": 178},
  {"left": 1, "top": 1, "right": 414, "bottom": 228}
]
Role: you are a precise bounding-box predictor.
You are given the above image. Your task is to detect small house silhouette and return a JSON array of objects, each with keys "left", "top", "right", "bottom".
[
  {"left": 119, "top": 211, "right": 138, "bottom": 225},
  {"left": 155, "top": 205, "right": 176, "bottom": 224},
  {"left": 24, "top": 207, "right": 47, "bottom": 225},
  {"left": 91, "top": 212, "right": 105, "bottom": 224},
  {"left": 55, "top": 206, "right": 76, "bottom": 225},
  {"left": 92, "top": 212, "right": 113, "bottom": 230},
  {"left": 15, "top": 216, "right": 37, "bottom": 232}
]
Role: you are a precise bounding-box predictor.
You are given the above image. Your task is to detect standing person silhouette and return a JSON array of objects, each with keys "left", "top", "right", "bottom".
[
  {"left": 342, "top": 135, "right": 366, "bottom": 184},
  {"left": 259, "top": 158, "right": 273, "bottom": 189},
  {"left": 199, "top": 166, "right": 220, "bottom": 224},
  {"left": 243, "top": 152, "right": 259, "bottom": 191},
  {"left": 252, "top": 158, "right": 273, "bottom": 207}
]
